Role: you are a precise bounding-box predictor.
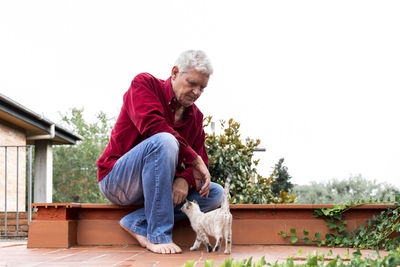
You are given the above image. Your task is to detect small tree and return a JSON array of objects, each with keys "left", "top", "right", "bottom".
[
  {"left": 271, "top": 158, "right": 294, "bottom": 197},
  {"left": 53, "top": 108, "right": 114, "bottom": 203},
  {"left": 204, "top": 116, "right": 295, "bottom": 204}
]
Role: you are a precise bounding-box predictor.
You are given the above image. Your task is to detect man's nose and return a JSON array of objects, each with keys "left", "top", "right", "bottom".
[{"left": 192, "top": 87, "right": 202, "bottom": 96}]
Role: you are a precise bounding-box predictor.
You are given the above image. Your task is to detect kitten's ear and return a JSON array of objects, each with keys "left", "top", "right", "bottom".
[
  {"left": 193, "top": 199, "right": 198, "bottom": 205},
  {"left": 185, "top": 199, "right": 190, "bottom": 205}
]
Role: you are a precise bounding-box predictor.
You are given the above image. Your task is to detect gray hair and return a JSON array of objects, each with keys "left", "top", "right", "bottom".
[{"left": 175, "top": 50, "right": 213, "bottom": 75}]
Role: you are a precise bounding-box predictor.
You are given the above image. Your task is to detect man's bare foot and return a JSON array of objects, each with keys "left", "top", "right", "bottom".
[
  {"left": 119, "top": 223, "right": 181, "bottom": 254},
  {"left": 119, "top": 223, "right": 148, "bottom": 248},
  {"left": 146, "top": 241, "right": 182, "bottom": 254}
]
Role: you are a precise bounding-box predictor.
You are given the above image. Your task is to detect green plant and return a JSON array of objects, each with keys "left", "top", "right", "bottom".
[
  {"left": 279, "top": 197, "right": 400, "bottom": 250},
  {"left": 204, "top": 116, "right": 295, "bottom": 204},
  {"left": 180, "top": 248, "right": 400, "bottom": 266}
]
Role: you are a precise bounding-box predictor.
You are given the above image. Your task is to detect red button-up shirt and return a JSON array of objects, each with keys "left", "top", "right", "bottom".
[{"left": 96, "top": 73, "right": 208, "bottom": 189}]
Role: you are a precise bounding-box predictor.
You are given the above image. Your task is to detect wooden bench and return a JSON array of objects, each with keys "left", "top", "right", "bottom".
[{"left": 27, "top": 203, "right": 392, "bottom": 248}]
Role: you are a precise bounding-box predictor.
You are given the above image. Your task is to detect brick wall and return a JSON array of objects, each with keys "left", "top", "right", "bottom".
[{"left": 0, "top": 122, "right": 26, "bottom": 212}]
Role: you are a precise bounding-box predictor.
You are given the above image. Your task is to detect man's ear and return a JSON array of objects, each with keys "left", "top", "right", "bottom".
[{"left": 171, "top": 66, "right": 179, "bottom": 80}]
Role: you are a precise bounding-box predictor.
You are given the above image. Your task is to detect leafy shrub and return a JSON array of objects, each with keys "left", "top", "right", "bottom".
[
  {"left": 204, "top": 116, "right": 295, "bottom": 204},
  {"left": 293, "top": 175, "right": 400, "bottom": 204}
]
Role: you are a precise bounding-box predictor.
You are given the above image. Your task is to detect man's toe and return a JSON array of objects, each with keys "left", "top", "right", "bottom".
[
  {"left": 174, "top": 244, "right": 182, "bottom": 253},
  {"left": 163, "top": 246, "right": 170, "bottom": 254}
]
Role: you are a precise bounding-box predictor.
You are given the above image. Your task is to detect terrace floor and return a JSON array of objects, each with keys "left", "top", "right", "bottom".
[{"left": 0, "top": 238, "right": 388, "bottom": 267}]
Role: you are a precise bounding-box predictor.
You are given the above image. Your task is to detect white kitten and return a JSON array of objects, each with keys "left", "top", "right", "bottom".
[{"left": 181, "top": 174, "right": 232, "bottom": 254}]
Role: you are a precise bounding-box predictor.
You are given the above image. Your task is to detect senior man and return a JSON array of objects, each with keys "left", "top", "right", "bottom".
[{"left": 96, "top": 50, "right": 224, "bottom": 254}]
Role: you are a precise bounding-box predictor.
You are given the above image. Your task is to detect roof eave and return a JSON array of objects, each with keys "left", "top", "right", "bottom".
[{"left": 0, "top": 93, "right": 83, "bottom": 145}]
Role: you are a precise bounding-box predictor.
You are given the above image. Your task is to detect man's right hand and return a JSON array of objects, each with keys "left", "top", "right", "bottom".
[
  {"left": 192, "top": 156, "right": 211, "bottom": 198},
  {"left": 172, "top": 177, "right": 189, "bottom": 207}
]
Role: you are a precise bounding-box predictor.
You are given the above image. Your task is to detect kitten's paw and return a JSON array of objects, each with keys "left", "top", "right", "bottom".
[
  {"left": 224, "top": 249, "right": 231, "bottom": 254},
  {"left": 206, "top": 243, "right": 212, "bottom": 252},
  {"left": 190, "top": 246, "right": 198, "bottom": 251},
  {"left": 213, "top": 245, "right": 220, "bottom": 252}
]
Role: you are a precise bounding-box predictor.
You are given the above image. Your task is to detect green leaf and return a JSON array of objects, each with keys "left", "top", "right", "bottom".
[
  {"left": 245, "top": 256, "right": 253, "bottom": 266},
  {"left": 307, "top": 255, "right": 318, "bottom": 265},
  {"left": 345, "top": 249, "right": 350, "bottom": 260},
  {"left": 327, "top": 221, "right": 337, "bottom": 230},
  {"left": 222, "top": 258, "right": 232, "bottom": 267},
  {"left": 279, "top": 230, "right": 287, "bottom": 238},
  {"left": 183, "top": 260, "right": 195, "bottom": 267},
  {"left": 303, "top": 230, "right": 309, "bottom": 237},
  {"left": 290, "top": 228, "right": 296, "bottom": 235},
  {"left": 352, "top": 249, "right": 362, "bottom": 258},
  {"left": 290, "top": 236, "right": 299, "bottom": 244},
  {"left": 322, "top": 209, "right": 332, "bottom": 216},
  {"left": 259, "top": 256, "right": 267, "bottom": 265},
  {"left": 234, "top": 259, "right": 246, "bottom": 267},
  {"left": 315, "top": 232, "right": 322, "bottom": 240},
  {"left": 372, "top": 251, "right": 379, "bottom": 258}
]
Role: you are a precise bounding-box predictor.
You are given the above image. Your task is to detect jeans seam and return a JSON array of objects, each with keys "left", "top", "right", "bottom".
[{"left": 154, "top": 146, "right": 160, "bottom": 237}]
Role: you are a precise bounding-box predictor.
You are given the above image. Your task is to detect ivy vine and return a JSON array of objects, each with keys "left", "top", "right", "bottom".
[{"left": 280, "top": 196, "right": 400, "bottom": 250}]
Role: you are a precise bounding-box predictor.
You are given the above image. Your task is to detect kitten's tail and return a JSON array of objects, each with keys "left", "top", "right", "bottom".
[{"left": 220, "top": 173, "right": 232, "bottom": 212}]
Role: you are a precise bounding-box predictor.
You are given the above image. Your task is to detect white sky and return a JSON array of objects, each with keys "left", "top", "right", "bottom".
[{"left": 1, "top": 0, "right": 399, "bottom": 187}]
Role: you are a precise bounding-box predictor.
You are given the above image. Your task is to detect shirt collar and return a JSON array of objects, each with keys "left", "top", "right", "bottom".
[{"left": 164, "top": 77, "right": 175, "bottom": 105}]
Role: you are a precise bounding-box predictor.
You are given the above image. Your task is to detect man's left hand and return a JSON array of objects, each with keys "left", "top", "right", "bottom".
[{"left": 172, "top": 177, "right": 189, "bottom": 207}]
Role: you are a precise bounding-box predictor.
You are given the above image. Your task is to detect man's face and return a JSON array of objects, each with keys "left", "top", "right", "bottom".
[{"left": 171, "top": 66, "right": 210, "bottom": 108}]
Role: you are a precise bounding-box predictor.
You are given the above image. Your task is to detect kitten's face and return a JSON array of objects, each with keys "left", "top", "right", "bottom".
[{"left": 181, "top": 199, "right": 199, "bottom": 215}]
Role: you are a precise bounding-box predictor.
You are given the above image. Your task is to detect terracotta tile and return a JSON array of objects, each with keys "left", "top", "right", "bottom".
[{"left": 0, "top": 240, "right": 392, "bottom": 267}]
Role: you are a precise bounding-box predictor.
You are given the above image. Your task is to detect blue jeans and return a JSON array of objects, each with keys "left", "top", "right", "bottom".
[{"left": 98, "top": 133, "right": 224, "bottom": 244}]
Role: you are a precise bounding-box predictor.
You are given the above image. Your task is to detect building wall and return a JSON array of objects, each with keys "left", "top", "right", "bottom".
[{"left": 0, "top": 122, "right": 26, "bottom": 212}]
